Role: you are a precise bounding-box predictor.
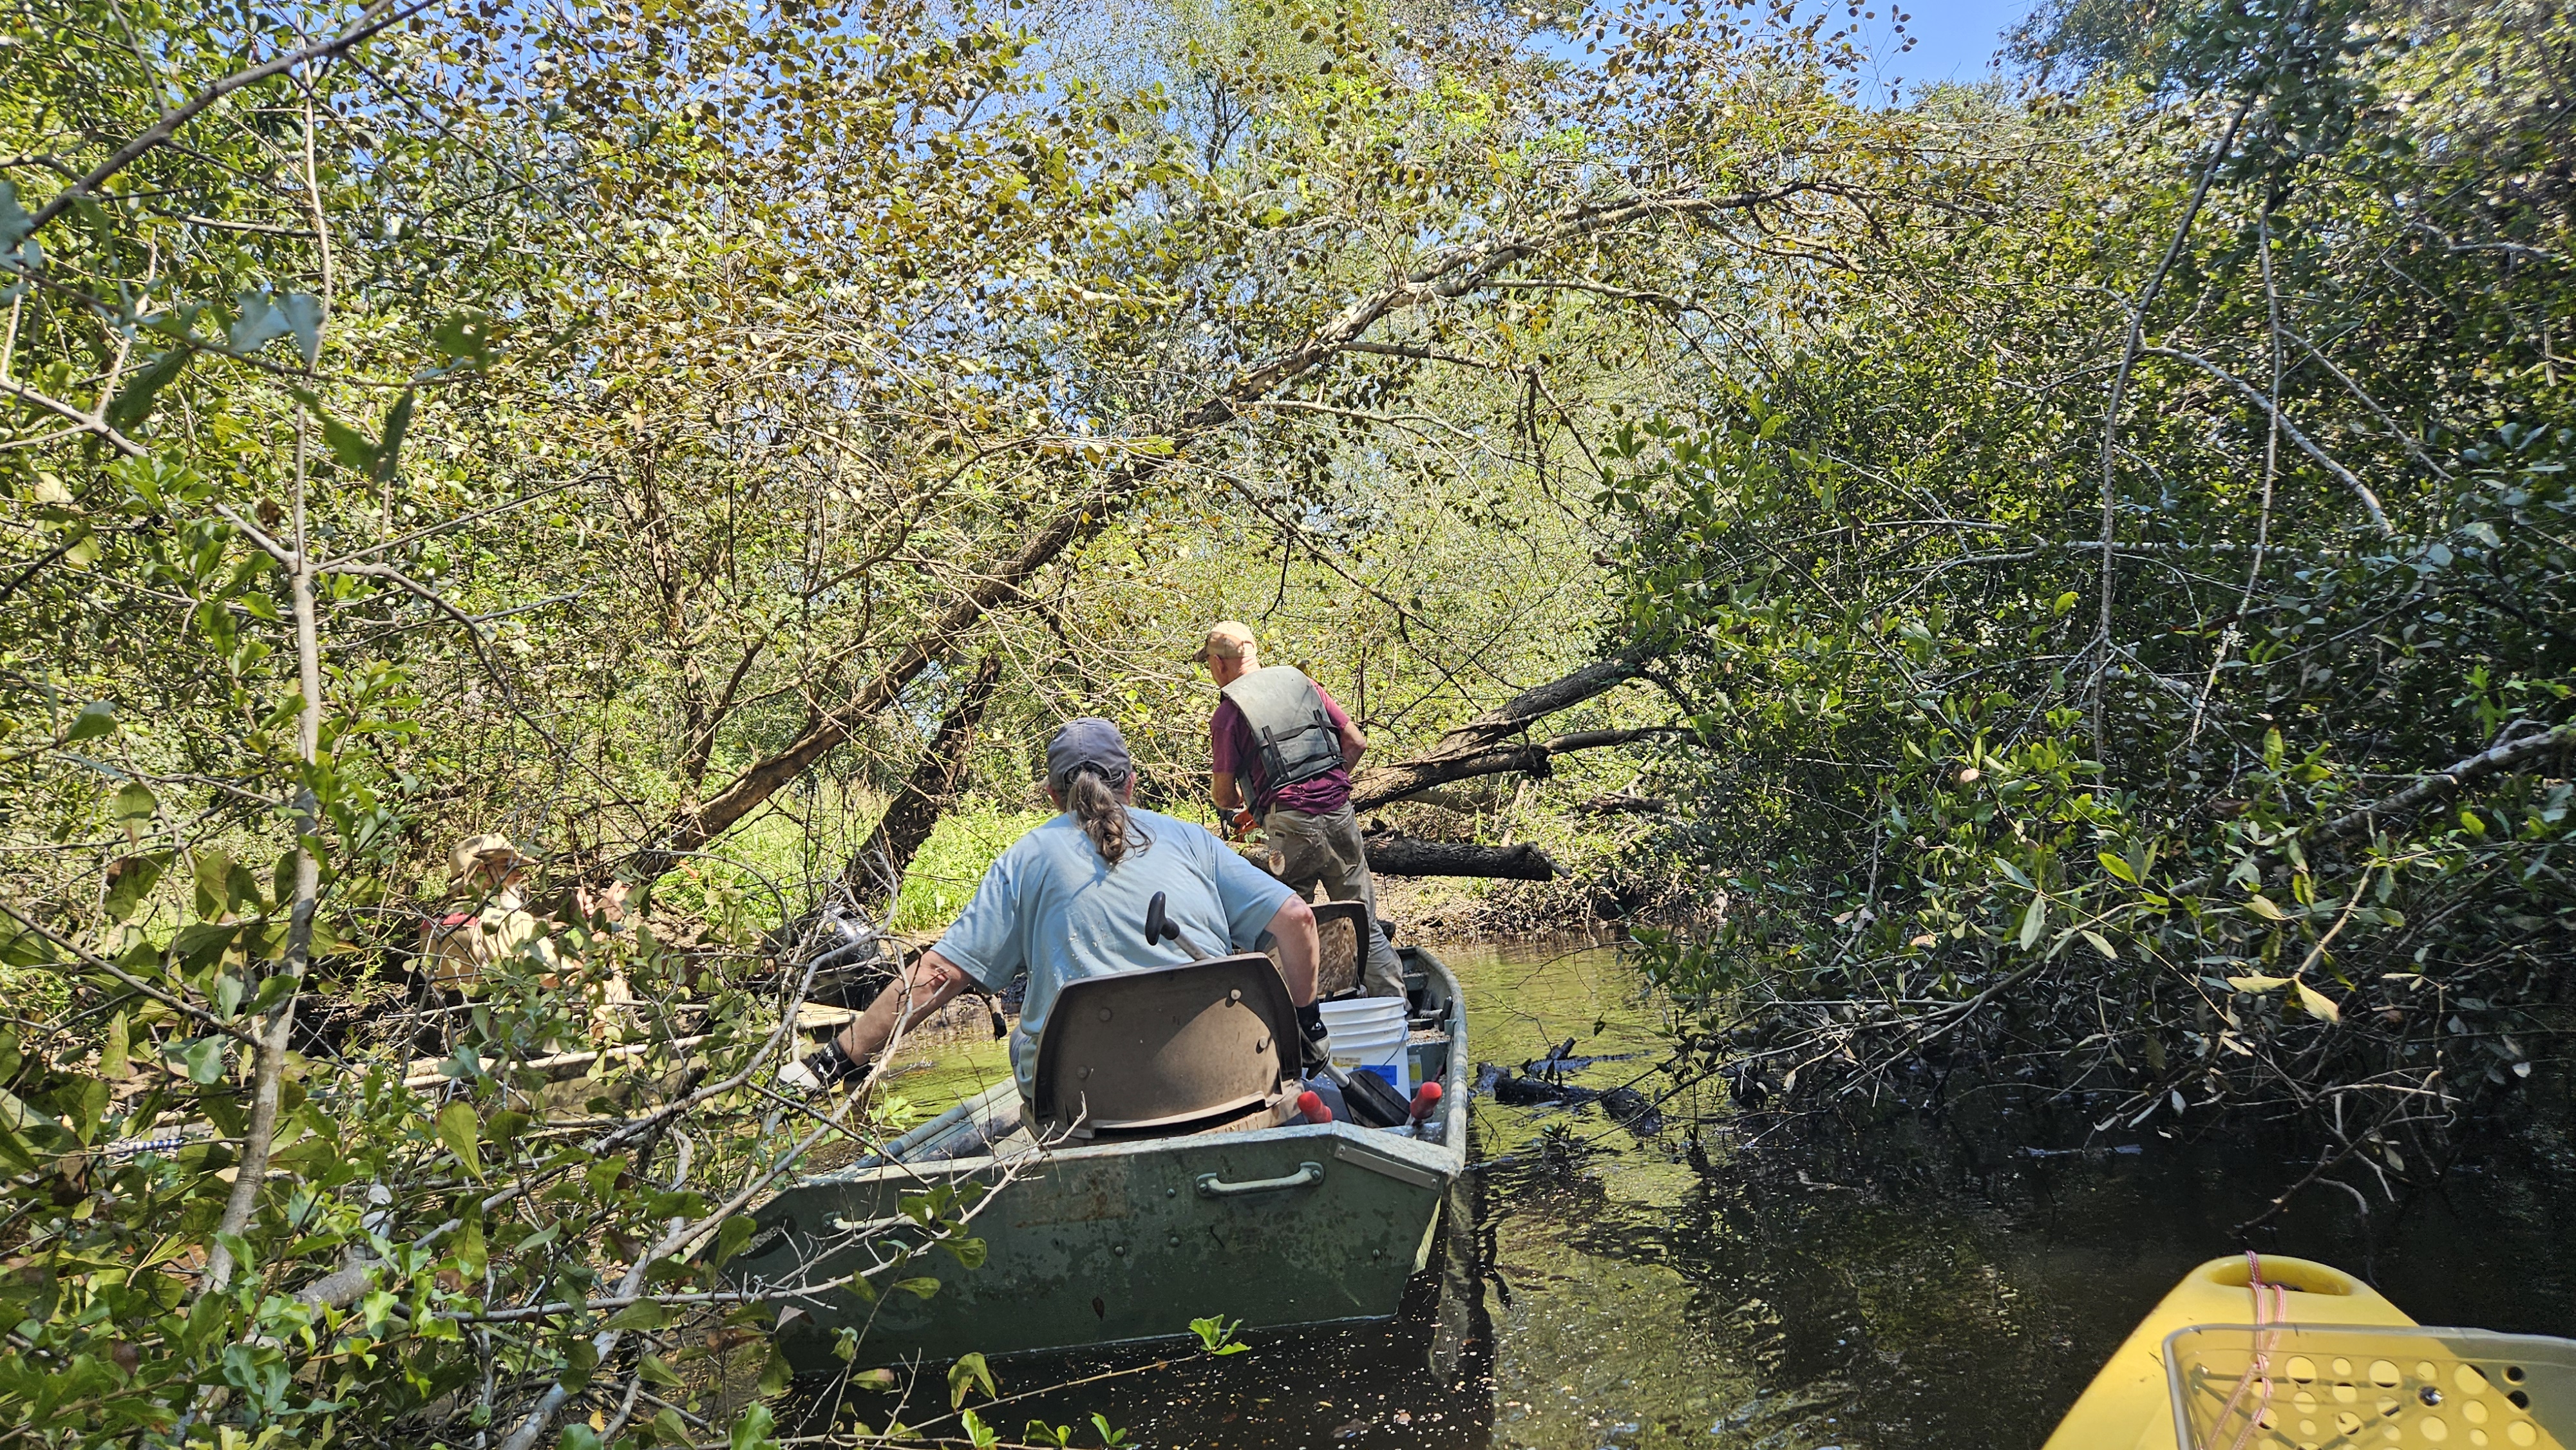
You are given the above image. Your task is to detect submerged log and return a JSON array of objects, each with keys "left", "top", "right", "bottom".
[{"left": 1360, "top": 830, "right": 1559, "bottom": 880}]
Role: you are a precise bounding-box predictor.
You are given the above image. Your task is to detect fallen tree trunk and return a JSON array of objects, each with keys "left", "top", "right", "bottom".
[
  {"left": 1350, "top": 659, "right": 1666, "bottom": 809},
  {"left": 1360, "top": 831, "right": 1560, "bottom": 880},
  {"left": 842, "top": 655, "right": 1003, "bottom": 909}
]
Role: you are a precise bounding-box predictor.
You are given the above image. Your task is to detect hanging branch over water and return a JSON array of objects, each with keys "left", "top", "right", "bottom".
[{"left": 1350, "top": 659, "right": 1660, "bottom": 809}]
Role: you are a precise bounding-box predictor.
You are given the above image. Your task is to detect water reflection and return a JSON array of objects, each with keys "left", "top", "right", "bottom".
[{"left": 796, "top": 939, "right": 2576, "bottom": 1449}]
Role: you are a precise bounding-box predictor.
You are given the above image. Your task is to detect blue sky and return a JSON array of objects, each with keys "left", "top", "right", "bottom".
[{"left": 1850, "top": 0, "right": 2041, "bottom": 97}]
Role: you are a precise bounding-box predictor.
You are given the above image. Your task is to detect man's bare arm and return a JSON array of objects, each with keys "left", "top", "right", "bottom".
[
  {"left": 832, "top": 949, "right": 972, "bottom": 1062},
  {"left": 1337, "top": 723, "right": 1368, "bottom": 767},
  {"left": 1265, "top": 896, "right": 1320, "bottom": 1004},
  {"left": 1212, "top": 771, "right": 1244, "bottom": 811}
]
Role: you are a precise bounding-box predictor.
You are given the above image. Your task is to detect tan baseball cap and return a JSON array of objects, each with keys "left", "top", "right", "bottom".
[
  {"left": 1198, "top": 620, "right": 1258, "bottom": 664},
  {"left": 450, "top": 833, "right": 529, "bottom": 880}
]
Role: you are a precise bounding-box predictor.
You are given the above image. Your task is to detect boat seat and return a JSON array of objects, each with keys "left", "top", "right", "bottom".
[
  {"left": 1302, "top": 900, "right": 1372, "bottom": 998},
  {"left": 1030, "top": 954, "right": 1302, "bottom": 1142}
]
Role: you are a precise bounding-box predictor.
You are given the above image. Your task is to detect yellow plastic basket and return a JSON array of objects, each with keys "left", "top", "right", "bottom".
[{"left": 2164, "top": 1323, "right": 2576, "bottom": 1450}]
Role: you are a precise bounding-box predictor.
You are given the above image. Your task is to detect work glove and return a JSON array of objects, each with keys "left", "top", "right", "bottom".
[
  {"left": 1224, "top": 808, "right": 1258, "bottom": 841},
  {"left": 1296, "top": 1002, "right": 1332, "bottom": 1077},
  {"left": 780, "top": 1039, "right": 863, "bottom": 1092}
]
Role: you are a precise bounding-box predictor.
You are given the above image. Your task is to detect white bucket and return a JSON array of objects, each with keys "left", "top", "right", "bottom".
[
  {"left": 1320, "top": 997, "right": 1412, "bottom": 1097},
  {"left": 1316, "top": 997, "right": 1406, "bottom": 1033}
]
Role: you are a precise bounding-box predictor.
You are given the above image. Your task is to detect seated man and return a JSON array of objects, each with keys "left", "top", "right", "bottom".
[
  {"left": 423, "top": 834, "right": 562, "bottom": 990},
  {"left": 421, "top": 833, "right": 633, "bottom": 1038},
  {"left": 784, "top": 718, "right": 1324, "bottom": 1103}
]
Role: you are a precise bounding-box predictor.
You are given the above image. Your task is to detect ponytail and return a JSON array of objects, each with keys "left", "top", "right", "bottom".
[{"left": 1062, "top": 767, "right": 1146, "bottom": 867}]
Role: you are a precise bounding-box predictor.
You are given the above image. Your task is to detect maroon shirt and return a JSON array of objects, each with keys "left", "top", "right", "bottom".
[{"left": 1211, "top": 681, "right": 1354, "bottom": 816}]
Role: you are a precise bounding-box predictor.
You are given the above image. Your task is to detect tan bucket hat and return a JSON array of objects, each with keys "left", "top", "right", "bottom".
[{"left": 449, "top": 833, "right": 530, "bottom": 881}]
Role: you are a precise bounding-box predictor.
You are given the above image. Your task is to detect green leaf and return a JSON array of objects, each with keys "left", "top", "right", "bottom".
[
  {"left": 2017, "top": 896, "right": 2046, "bottom": 950},
  {"left": 2079, "top": 929, "right": 2117, "bottom": 961},
  {"left": 557, "top": 1428, "right": 602, "bottom": 1450},
  {"left": 650, "top": 1409, "right": 690, "bottom": 1444},
  {"left": 171, "top": 920, "right": 239, "bottom": 969},
  {"left": 249, "top": 970, "right": 298, "bottom": 1013},
  {"left": 455, "top": 1214, "right": 487, "bottom": 1277},
  {"left": 103, "top": 852, "right": 164, "bottom": 922},
  {"left": 2228, "top": 974, "right": 2291, "bottom": 993},
  {"left": 375, "top": 390, "right": 415, "bottom": 482},
  {"left": 175, "top": 1035, "right": 227, "bottom": 1084},
  {"left": 889, "top": 1276, "right": 942, "bottom": 1300},
  {"left": 66, "top": 1073, "right": 107, "bottom": 1144},
  {"left": 2243, "top": 894, "right": 2287, "bottom": 920},
  {"left": 1189, "top": 1315, "right": 1247, "bottom": 1355},
  {"left": 0, "top": 180, "right": 28, "bottom": 250},
  {"left": 213, "top": 1231, "right": 256, "bottom": 1279},
  {"left": 729, "top": 1403, "right": 779, "bottom": 1450},
  {"left": 113, "top": 780, "right": 156, "bottom": 831},
  {"left": 191, "top": 849, "right": 232, "bottom": 918},
  {"left": 756, "top": 1345, "right": 792, "bottom": 1397},
  {"left": 432, "top": 310, "right": 495, "bottom": 364},
  {"left": 279, "top": 292, "right": 323, "bottom": 368},
  {"left": 2096, "top": 851, "right": 2137, "bottom": 885},
  {"left": 562, "top": 1337, "right": 600, "bottom": 1392},
  {"left": 225, "top": 858, "right": 265, "bottom": 914},
  {"left": 316, "top": 409, "right": 376, "bottom": 475},
  {"left": 602, "top": 1299, "right": 670, "bottom": 1332},
  {"left": 486, "top": 1109, "right": 531, "bottom": 1149},
  {"left": 1092, "top": 1411, "right": 1132, "bottom": 1446},
  {"left": 961, "top": 1408, "right": 999, "bottom": 1448},
  {"left": 940, "top": 1234, "right": 987, "bottom": 1269},
  {"left": 711, "top": 1214, "right": 755, "bottom": 1266},
  {"left": 64, "top": 701, "right": 116, "bottom": 742},
  {"left": 2295, "top": 979, "right": 2342, "bottom": 1024},
  {"left": 948, "top": 1351, "right": 996, "bottom": 1408},
  {"left": 106, "top": 348, "right": 193, "bottom": 431},
  {"left": 435, "top": 1100, "right": 484, "bottom": 1180},
  {"left": 100, "top": 1012, "right": 129, "bottom": 1079},
  {"left": 230, "top": 291, "right": 290, "bottom": 354},
  {"left": 638, "top": 1353, "right": 685, "bottom": 1388}
]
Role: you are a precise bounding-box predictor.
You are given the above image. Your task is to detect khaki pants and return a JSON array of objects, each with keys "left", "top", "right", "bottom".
[{"left": 1262, "top": 802, "right": 1406, "bottom": 998}]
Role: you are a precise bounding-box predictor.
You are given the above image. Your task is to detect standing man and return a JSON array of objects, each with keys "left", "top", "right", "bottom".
[{"left": 1198, "top": 621, "right": 1406, "bottom": 999}]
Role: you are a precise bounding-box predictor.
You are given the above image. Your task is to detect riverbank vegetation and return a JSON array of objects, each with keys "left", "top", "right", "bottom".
[
  {"left": 0, "top": 0, "right": 2567, "bottom": 1440},
  {"left": 1616, "top": 0, "right": 2576, "bottom": 1227}
]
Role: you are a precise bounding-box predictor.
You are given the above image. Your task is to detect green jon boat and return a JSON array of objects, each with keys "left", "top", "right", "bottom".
[{"left": 730, "top": 928, "right": 1468, "bottom": 1371}]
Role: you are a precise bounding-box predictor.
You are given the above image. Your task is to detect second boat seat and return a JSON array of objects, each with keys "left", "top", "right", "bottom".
[
  {"left": 1030, "top": 954, "right": 1302, "bottom": 1142},
  {"left": 1303, "top": 900, "right": 1372, "bottom": 999}
]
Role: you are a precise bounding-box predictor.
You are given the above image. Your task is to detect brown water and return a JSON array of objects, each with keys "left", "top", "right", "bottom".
[{"left": 812, "top": 939, "right": 2576, "bottom": 1449}]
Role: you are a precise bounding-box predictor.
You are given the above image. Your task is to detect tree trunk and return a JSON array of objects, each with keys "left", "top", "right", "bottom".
[
  {"left": 1349, "top": 659, "right": 1658, "bottom": 809},
  {"left": 842, "top": 655, "right": 1003, "bottom": 909},
  {"left": 1361, "top": 831, "right": 1560, "bottom": 880}
]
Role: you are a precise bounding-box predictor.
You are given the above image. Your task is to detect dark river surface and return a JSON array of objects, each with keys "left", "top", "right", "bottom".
[{"left": 831, "top": 938, "right": 2576, "bottom": 1449}]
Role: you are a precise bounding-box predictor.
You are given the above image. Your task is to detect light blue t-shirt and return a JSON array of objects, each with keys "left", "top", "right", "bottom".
[{"left": 931, "top": 809, "right": 1296, "bottom": 1102}]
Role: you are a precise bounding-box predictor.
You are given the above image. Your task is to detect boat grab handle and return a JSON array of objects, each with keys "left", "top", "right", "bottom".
[{"left": 1195, "top": 1161, "right": 1324, "bottom": 1199}]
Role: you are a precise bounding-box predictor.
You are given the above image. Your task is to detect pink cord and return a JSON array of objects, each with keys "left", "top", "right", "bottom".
[{"left": 2211, "top": 1252, "right": 2288, "bottom": 1450}]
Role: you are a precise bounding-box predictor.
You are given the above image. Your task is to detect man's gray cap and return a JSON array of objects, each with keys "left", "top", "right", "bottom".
[{"left": 1046, "top": 717, "right": 1132, "bottom": 792}]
